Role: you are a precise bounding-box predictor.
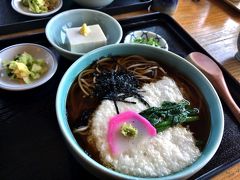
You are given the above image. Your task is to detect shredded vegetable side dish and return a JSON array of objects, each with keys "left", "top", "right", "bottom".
[
  {"left": 2, "top": 52, "right": 48, "bottom": 84},
  {"left": 21, "top": 0, "right": 58, "bottom": 13}
]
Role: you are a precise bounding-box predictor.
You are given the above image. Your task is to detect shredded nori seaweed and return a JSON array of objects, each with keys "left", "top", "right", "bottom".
[{"left": 92, "top": 69, "right": 149, "bottom": 114}]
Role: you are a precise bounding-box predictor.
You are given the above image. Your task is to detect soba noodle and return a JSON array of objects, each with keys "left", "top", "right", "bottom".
[{"left": 78, "top": 55, "right": 167, "bottom": 97}]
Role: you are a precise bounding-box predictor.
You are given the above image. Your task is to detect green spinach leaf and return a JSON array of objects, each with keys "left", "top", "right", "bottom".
[{"left": 140, "top": 99, "right": 199, "bottom": 132}]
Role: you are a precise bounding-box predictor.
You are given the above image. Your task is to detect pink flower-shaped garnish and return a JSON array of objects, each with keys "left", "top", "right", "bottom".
[{"left": 107, "top": 111, "right": 157, "bottom": 156}]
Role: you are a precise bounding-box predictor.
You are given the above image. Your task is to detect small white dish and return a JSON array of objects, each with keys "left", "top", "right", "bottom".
[
  {"left": 0, "top": 43, "right": 58, "bottom": 91},
  {"left": 11, "top": 0, "right": 63, "bottom": 17},
  {"left": 124, "top": 30, "right": 168, "bottom": 50}
]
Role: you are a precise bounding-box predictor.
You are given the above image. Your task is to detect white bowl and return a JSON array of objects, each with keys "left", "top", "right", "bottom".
[
  {"left": 124, "top": 30, "right": 168, "bottom": 50},
  {"left": 0, "top": 43, "right": 58, "bottom": 91},
  {"left": 11, "top": 0, "right": 63, "bottom": 17},
  {"left": 73, "top": 0, "right": 114, "bottom": 8}
]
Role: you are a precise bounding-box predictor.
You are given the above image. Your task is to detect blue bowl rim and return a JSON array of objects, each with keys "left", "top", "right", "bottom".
[
  {"left": 56, "top": 43, "right": 224, "bottom": 179},
  {"left": 45, "top": 8, "right": 123, "bottom": 56}
]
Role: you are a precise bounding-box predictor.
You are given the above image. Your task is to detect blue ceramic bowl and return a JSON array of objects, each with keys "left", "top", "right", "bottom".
[
  {"left": 56, "top": 44, "right": 224, "bottom": 179},
  {"left": 45, "top": 9, "right": 122, "bottom": 61}
]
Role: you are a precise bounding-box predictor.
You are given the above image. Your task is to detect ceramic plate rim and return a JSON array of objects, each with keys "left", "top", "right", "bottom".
[
  {"left": 11, "top": 0, "right": 63, "bottom": 17},
  {"left": 124, "top": 30, "right": 169, "bottom": 50},
  {"left": 0, "top": 43, "right": 58, "bottom": 91}
]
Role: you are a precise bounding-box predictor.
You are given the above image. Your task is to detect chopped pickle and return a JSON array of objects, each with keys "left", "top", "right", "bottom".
[
  {"left": 2, "top": 52, "right": 48, "bottom": 84},
  {"left": 21, "top": 0, "right": 58, "bottom": 13}
]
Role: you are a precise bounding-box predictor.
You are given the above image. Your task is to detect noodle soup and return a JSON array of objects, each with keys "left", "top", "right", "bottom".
[{"left": 66, "top": 55, "right": 210, "bottom": 177}]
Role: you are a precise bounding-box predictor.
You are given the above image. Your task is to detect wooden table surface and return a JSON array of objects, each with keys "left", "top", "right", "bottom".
[
  {"left": 115, "top": 0, "right": 240, "bottom": 83},
  {"left": 173, "top": 0, "right": 240, "bottom": 83}
]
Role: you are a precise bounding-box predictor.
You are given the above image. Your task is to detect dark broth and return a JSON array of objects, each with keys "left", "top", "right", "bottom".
[{"left": 66, "top": 56, "right": 211, "bottom": 163}]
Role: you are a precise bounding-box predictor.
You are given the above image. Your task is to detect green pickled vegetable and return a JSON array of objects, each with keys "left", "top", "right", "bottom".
[
  {"left": 2, "top": 52, "right": 48, "bottom": 84},
  {"left": 21, "top": 0, "right": 58, "bottom": 13},
  {"left": 133, "top": 37, "right": 160, "bottom": 47}
]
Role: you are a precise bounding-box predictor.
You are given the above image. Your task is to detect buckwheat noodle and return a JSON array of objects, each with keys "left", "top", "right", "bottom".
[{"left": 78, "top": 55, "right": 167, "bottom": 96}]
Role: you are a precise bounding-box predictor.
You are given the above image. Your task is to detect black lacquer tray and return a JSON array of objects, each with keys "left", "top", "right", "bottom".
[
  {"left": 0, "top": 0, "right": 151, "bottom": 35},
  {"left": 0, "top": 13, "right": 240, "bottom": 180}
]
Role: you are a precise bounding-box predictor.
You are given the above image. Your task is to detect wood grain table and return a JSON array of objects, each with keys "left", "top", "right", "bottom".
[{"left": 173, "top": 0, "right": 240, "bottom": 83}]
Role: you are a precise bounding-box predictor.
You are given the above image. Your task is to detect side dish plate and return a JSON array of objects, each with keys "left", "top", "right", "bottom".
[
  {"left": 0, "top": 43, "right": 58, "bottom": 91},
  {"left": 11, "top": 0, "right": 63, "bottom": 17}
]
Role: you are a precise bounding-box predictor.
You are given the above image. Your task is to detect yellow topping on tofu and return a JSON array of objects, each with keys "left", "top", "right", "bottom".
[{"left": 80, "top": 23, "right": 90, "bottom": 36}]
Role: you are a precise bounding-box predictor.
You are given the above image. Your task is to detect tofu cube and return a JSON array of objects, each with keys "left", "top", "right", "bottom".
[{"left": 66, "top": 24, "right": 107, "bottom": 53}]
